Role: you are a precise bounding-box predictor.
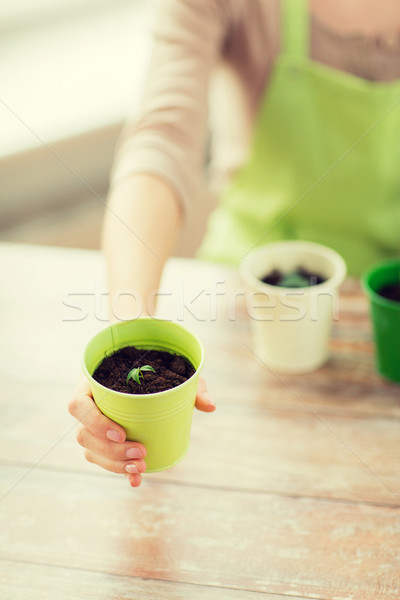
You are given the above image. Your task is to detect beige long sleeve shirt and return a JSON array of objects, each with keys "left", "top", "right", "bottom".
[{"left": 110, "top": 0, "right": 400, "bottom": 218}]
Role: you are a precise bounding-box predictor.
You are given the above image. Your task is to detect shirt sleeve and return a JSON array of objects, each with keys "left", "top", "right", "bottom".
[{"left": 109, "top": 0, "right": 229, "bottom": 216}]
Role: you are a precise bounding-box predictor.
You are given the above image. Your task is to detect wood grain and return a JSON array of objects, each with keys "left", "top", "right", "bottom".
[
  {"left": 1, "top": 378, "right": 399, "bottom": 505},
  {"left": 0, "top": 466, "right": 399, "bottom": 600},
  {"left": 0, "top": 560, "right": 308, "bottom": 600},
  {"left": 1, "top": 243, "right": 400, "bottom": 599}
]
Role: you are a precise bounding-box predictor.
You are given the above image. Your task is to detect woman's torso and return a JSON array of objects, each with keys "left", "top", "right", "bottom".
[{"left": 210, "top": 0, "right": 400, "bottom": 185}]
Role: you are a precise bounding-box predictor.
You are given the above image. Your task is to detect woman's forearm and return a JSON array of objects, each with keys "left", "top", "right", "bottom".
[{"left": 102, "top": 174, "right": 182, "bottom": 321}]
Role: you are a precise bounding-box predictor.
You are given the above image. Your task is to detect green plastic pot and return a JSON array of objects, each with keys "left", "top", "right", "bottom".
[
  {"left": 82, "top": 318, "right": 204, "bottom": 472},
  {"left": 362, "top": 258, "right": 400, "bottom": 383}
]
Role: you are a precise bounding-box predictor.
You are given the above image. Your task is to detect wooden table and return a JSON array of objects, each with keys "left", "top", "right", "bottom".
[{"left": 0, "top": 242, "right": 399, "bottom": 600}]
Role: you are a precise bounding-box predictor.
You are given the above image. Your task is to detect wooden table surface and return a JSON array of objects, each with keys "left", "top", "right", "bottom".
[{"left": 0, "top": 242, "right": 399, "bottom": 600}]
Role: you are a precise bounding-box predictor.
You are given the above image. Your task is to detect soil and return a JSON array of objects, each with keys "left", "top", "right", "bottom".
[
  {"left": 261, "top": 266, "right": 326, "bottom": 288},
  {"left": 377, "top": 283, "right": 400, "bottom": 303},
  {"left": 92, "top": 346, "right": 196, "bottom": 395}
]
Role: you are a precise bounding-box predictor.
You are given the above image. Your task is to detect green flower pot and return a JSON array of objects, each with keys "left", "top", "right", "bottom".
[
  {"left": 362, "top": 259, "right": 400, "bottom": 383},
  {"left": 82, "top": 318, "right": 204, "bottom": 472}
]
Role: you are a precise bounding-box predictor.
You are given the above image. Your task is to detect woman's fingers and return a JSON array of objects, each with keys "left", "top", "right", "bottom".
[
  {"left": 195, "top": 376, "right": 216, "bottom": 412},
  {"left": 126, "top": 472, "right": 143, "bottom": 488},
  {"left": 83, "top": 446, "right": 146, "bottom": 476},
  {"left": 69, "top": 374, "right": 147, "bottom": 486},
  {"left": 76, "top": 424, "right": 146, "bottom": 468},
  {"left": 68, "top": 376, "right": 126, "bottom": 443}
]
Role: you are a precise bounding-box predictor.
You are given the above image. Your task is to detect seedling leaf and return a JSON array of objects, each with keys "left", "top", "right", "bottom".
[
  {"left": 280, "top": 273, "right": 310, "bottom": 288},
  {"left": 126, "top": 365, "right": 156, "bottom": 385},
  {"left": 140, "top": 365, "right": 156, "bottom": 373}
]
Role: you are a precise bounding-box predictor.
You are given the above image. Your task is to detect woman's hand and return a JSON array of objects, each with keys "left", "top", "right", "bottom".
[
  {"left": 68, "top": 374, "right": 215, "bottom": 488},
  {"left": 194, "top": 376, "right": 216, "bottom": 412}
]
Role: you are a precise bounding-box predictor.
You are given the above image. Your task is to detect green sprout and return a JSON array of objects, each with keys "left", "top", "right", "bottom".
[
  {"left": 280, "top": 272, "right": 310, "bottom": 288},
  {"left": 126, "top": 365, "right": 156, "bottom": 385}
]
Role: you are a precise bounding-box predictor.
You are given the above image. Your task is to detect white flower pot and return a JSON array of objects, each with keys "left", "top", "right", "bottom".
[{"left": 240, "top": 241, "right": 346, "bottom": 373}]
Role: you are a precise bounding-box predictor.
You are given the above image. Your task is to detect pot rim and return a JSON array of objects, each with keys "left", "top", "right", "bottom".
[
  {"left": 82, "top": 317, "right": 205, "bottom": 399},
  {"left": 240, "top": 240, "right": 347, "bottom": 296},
  {"left": 362, "top": 258, "right": 400, "bottom": 311}
]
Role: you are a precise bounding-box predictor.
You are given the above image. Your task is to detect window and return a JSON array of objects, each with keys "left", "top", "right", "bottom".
[{"left": 0, "top": 0, "right": 151, "bottom": 221}]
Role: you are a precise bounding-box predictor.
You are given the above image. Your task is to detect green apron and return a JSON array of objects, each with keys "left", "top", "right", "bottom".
[{"left": 198, "top": 0, "right": 400, "bottom": 276}]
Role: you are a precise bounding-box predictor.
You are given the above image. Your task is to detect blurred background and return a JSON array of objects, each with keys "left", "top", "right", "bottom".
[{"left": 0, "top": 0, "right": 151, "bottom": 250}]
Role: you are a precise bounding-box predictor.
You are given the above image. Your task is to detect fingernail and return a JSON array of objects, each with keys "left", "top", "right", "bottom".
[
  {"left": 107, "top": 429, "right": 123, "bottom": 442},
  {"left": 204, "top": 392, "right": 215, "bottom": 407},
  {"left": 125, "top": 463, "right": 139, "bottom": 474},
  {"left": 126, "top": 447, "right": 142, "bottom": 459}
]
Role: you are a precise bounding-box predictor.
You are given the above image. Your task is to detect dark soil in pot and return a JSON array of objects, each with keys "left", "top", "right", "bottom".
[
  {"left": 92, "top": 346, "right": 195, "bottom": 394},
  {"left": 377, "top": 283, "right": 400, "bottom": 303},
  {"left": 261, "top": 266, "right": 326, "bottom": 288}
]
